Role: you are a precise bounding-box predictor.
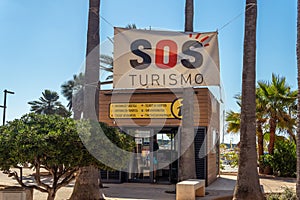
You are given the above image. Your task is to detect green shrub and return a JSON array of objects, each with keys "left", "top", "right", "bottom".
[
  {"left": 266, "top": 187, "right": 296, "bottom": 200},
  {"left": 219, "top": 159, "right": 225, "bottom": 170},
  {"left": 259, "top": 154, "right": 273, "bottom": 175},
  {"left": 266, "top": 193, "right": 280, "bottom": 200},
  {"left": 223, "top": 151, "right": 238, "bottom": 168},
  {"left": 260, "top": 154, "right": 273, "bottom": 168},
  {"left": 272, "top": 140, "right": 296, "bottom": 177},
  {"left": 260, "top": 140, "right": 296, "bottom": 177}
]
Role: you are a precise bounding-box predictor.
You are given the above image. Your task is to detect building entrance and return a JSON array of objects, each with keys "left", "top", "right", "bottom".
[
  {"left": 99, "top": 88, "right": 220, "bottom": 185},
  {"left": 127, "top": 128, "right": 178, "bottom": 183},
  {"left": 128, "top": 129, "right": 152, "bottom": 182},
  {"left": 155, "top": 128, "right": 178, "bottom": 183}
]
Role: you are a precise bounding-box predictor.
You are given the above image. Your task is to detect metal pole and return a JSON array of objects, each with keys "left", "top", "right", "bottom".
[
  {"left": 222, "top": 110, "right": 225, "bottom": 144},
  {"left": 1, "top": 89, "right": 14, "bottom": 125},
  {"left": 2, "top": 90, "right": 7, "bottom": 125}
]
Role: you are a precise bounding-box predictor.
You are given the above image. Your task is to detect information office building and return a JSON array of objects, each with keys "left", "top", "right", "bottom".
[
  {"left": 98, "top": 88, "right": 220, "bottom": 185},
  {"left": 99, "top": 28, "right": 221, "bottom": 185}
]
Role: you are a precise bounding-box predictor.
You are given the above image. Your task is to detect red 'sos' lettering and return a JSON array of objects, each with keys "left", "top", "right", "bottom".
[{"left": 155, "top": 40, "right": 177, "bottom": 69}]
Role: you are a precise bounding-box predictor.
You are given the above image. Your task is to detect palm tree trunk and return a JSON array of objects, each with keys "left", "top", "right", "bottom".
[
  {"left": 257, "top": 122, "right": 264, "bottom": 173},
  {"left": 70, "top": 0, "right": 103, "bottom": 199},
  {"left": 179, "top": 88, "right": 196, "bottom": 180},
  {"left": 178, "top": 0, "right": 196, "bottom": 181},
  {"left": 185, "top": 0, "right": 194, "bottom": 32},
  {"left": 268, "top": 118, "right": 276, "bottom": 155},
  {"left": 233, "top": 0, "right": 263, "bottom": 199},
  {"left": 287, "top": 129, "right": 297, "bottom": 144},
  {"left": 70, "top": 166, "right": 103, "bottom": 200},
  {"left": 296, "top": 0, "right": 300, "bottom": 198},
  {"left": 257, "top": 122, "right": 264, "bottom": 157}
]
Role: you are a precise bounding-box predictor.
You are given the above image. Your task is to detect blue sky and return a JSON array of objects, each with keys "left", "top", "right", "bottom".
[{"left": 0, "top": 0, "right": 297, "bottom": 143}]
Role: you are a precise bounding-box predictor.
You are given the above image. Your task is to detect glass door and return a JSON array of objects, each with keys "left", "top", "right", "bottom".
[
  {"left": 155, "top": 129, "right": 178, "bottom": 183},
  {"left": 127, "top": 128, "right": 178, "bottom": 183},
  {"left": 128, "top": 129, "right": 152, "bottom": 182}
]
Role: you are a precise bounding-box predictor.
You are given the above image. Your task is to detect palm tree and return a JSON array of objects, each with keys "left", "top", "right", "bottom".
[
  {"left": 255, "top": 88, "right": 268, "bottom": 140},
  {"left": 61, "top": 57, "right": 113, "bottom": 120},
  {"left": 100, "top": 54, "right": 113, "bottom": 80},
  {"left": 62, "top": 23, "right": 139, "bottom": 115},
  {"left": 178, "top": 0, "right": 196, "bottom": 181},
  {"left": 184, "top": 0, "right": 193, "bottom": 32},
  {"left": 61, "top": 73, "right": 84, "bottom": 110},
  {"left": 258, "top": 74, "right": 297, "bottom": 155},
  {"left": 296, "top": 0, "right": 300, "bottom": 197},
  {"left": 233, "top": 0, "right": 264, "bottom": 199},
  {"left": 99, "top": 24, "right": 138, "bottom": 82},
  {"left": 226, "top": 111, "right": 240, "bottom": 134},
  {"left": 226, "top": 95, "right": 241, "bottom": 134},
  {"left": 28, "top": 89, "right": 70, "bottom": 117},
  {"left": 255, "top": 87, "right": 269, "bottom": 173},
  {"left": 226, "top": 93, "right": 265, "bottom": 162},
  {"left": 61, "top": 73, "right": 85, "bottom": 119},
  {"left": 277, "top": 103, "right": 297, "bottom": 143},
  {"left": 69, "top": 0, "right": 102, "bottom": 199},
  {"left": 227, "top": 79, "right": 297, "bottom": 175},
  {"left": 227, "top": 92, "right": 268, "bottom": 157},
  {"left": 61, "top": 77, "right": 75, "bottom": 111}
]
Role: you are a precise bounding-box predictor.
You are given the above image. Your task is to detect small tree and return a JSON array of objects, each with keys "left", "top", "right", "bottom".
[{"left": 0, "top": 113, "right": 133, "bottom": 200}]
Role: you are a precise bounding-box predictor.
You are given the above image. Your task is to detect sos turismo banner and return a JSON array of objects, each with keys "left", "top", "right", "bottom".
[{"left": 113, "top": 27, "right": 220, "bottom": 89}]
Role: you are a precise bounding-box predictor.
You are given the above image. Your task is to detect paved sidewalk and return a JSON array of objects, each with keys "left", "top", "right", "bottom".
[
  {"left": 200, "top": 174, "right": 296, "bottom": 200},
  {"left": 0, "top": 169, "right": 296, "bottom": 200},
  {"left": 103, "top": 183, "right": 176, "bottom": 200}
]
